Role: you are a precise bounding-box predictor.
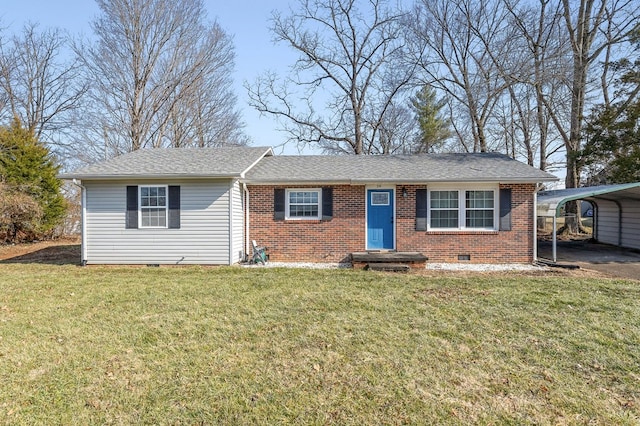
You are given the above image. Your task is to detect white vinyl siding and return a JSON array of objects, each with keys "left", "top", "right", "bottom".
[{"left": 84, "top": 179, "right": 233, "bottom": 265}]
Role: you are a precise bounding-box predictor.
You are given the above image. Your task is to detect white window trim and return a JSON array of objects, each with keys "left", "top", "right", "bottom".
[
  {"left": 427, "top": 185, "right": 498, "bottom": 231},
  {"left": 285, "top": 188, "right": 322, "bottom": 220},
  {"left": 139, "top": 185, "right": 168, "bottom": 229}
]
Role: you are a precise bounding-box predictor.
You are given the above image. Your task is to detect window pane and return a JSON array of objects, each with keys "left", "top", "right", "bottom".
[
  {"left": 290, "top": 204, "right": 319, "bottom": 217},
  {"left": 288, "top": 190, "right": 320, "bottom": 218},
  {"left": 466, "top": 191, "right": 494, "bottom": 208},
  {"left": 466, "top": 210, "right": 494, "bottom": 228},
  {"left": 141, "top": 203, "right": 166, "bottom": 227},
  {"left": 431, "top": 191, "right": 458, "bottom": 208},
  {"left": 371, "top": 192, "right": 389, "bottom": 205},
  {"left": 431, "top": 210, "right": 458, "bottom": 228}
]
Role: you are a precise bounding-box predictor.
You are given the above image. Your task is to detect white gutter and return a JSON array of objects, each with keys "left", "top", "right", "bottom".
[
  {"left": 242, "top": 178, "right": 557, "bottom": 186},
  {"left": 72, "top": 179, "right": 87, "bottom": 266}
]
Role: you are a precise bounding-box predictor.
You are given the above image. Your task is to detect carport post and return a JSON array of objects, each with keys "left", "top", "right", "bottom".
[{"left": 552, "top": 215, "right": 557, "bottom": 263}]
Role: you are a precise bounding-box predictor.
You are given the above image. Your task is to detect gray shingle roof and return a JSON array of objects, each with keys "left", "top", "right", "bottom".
[
  {"left": 60, "top": 148, "right": 557, "bottom": 183},
  {"left": 243, "top": 153, "right": 557, "bottom": 184},
  {"left": 60, "top": 146, "right": 273, "bottom": 179}
]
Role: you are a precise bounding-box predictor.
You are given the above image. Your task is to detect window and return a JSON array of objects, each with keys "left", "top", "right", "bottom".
[
  {"left": 465, "top": 190, "right": 494, "bottom": 228},
  {"left": 371, "top": 192, "right": 390, "bottom": 206},
  {"left": 428, "top": 188, "right": 496, "bottom": 230},
  {"left": 286, "top": 189, "right": 321, "bottom": 219},
  {"left": 140, "top": 186, "right": 167, "bottom": 228},
  {"left": 430, "top": 190, "right": 459, "bottom": 228}
]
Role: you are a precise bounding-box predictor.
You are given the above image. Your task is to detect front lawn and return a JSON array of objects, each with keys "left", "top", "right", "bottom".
[{"left": 0, "top": 265, "right": 638, "bottom": 424}]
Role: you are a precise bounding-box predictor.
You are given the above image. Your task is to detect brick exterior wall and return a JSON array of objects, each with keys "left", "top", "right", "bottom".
[{"left": 247, "top": 183, "right": 536, "bottom": 264}]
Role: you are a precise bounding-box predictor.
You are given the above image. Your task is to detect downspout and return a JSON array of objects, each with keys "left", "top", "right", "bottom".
[
  {"left": 72, "top": 179, "right": 87, "bottom": 266},
  {"left": 552, "top": 215, "right": 557, "bottom": 263},
  {"left": 533, "top": 191, "right": 538, "bottom": 262},
  {"left": 244, "top": 183, "right": 250, "bottom": 261}
]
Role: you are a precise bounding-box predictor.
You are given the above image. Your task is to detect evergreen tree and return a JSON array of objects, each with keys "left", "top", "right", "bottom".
[
  {"left": 410, "top": 86, "right": 451, "bottom": 153},
  {"left": 0, "top": 119, "right": 66, "bottom": 239},
  {"left": 582, "top": 27, "right": 640, "bottom": 184}
]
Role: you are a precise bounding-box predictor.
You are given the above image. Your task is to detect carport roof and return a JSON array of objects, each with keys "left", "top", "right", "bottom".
[{"left": 537, "top": 182, "right": 640, "bottom": 217}]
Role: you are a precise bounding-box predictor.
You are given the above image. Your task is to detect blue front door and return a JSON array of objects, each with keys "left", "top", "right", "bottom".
[{"left": 367, "top": 189, "right": 394, "bottom": 250}]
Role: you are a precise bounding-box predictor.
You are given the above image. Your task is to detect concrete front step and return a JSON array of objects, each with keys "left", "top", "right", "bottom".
[
  {"left": 351, "top": 251, "right": 428, "bottom": 270},
  {"left": 366, "top": 263, "right": 410, "bottom": 272}
]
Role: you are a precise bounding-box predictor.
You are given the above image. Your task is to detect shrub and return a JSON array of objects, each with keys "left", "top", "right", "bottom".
[
  {"left": 0, "top": 119, "right": 66, "bottom": 242},
  {"left": 0, "top": 183, "right": 44, "bottom": 242}
]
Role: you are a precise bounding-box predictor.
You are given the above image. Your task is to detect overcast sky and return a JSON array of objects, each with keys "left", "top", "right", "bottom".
[{"left": 2, "top": 0, "right": 307, "bottom": 153}]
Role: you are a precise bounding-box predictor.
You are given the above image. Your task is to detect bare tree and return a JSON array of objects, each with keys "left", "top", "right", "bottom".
[
  {"left": 551, "top": 0, "right": 638, "bottom": 232},
  {"left": 498, "top": 0, "right": 570, "bottom": 171},
  {"left": 247, "top": 0, "right": 417, "bottom": 155},
  {"left": 374, "top": 103, "right": 417, "bottom": 154},
  {"left": 0, "top": 23, "right": 86, "bottom": 151},
  {"left": 559, "top": 0, "right": 638, "bottom": 193},
  {"left": 75, "top": 0, "right": 245, "bottom": 160},
  {"left": 411, "top": 0, "right": 516, "bottom": 153}
]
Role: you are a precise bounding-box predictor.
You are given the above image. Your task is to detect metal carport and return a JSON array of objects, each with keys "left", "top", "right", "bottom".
[{"left": 537, "top": 183, "right": 640, "bottom": 262}]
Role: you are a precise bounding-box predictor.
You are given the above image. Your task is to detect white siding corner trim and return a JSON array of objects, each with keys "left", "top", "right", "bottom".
[{"left": 230, "top": 180, "right": 245, "bottom": 264}]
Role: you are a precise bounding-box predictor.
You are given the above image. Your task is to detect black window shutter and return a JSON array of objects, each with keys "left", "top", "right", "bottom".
[
  {"left": 415, "top": 188, "right": 428, "bottom": 231},
  {"left": 168, "top": 186, "right": 181, "bottom": 229},
  {"left": 126, "top": 186, "right": 138, "bottom": 229},
  {"left": 274, "top": 188, "right": 285, "bottom": 220},
  {"left": 322, "top": 187, "right": 333, "bottom": 221},
  {"left": 499, "top": 188, "right": 512, "bottom": 231}
]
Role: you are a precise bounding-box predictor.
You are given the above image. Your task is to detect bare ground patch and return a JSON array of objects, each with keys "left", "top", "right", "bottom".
[{"left": 0, "top": 237, "right": 80, "bottom": 265}]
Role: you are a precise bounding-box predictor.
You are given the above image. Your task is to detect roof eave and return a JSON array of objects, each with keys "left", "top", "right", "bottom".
[
  {"left": 58, "top": 173, "right": 242, "bottom": 180},
  {"left": 242, "top": 179, "right": 353, "bottom": 186},
  {"left": 242, "top": 177, "right": 558, "bottom": 185}
]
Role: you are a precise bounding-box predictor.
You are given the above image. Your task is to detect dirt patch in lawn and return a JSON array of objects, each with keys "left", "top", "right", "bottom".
[{"left": 0, "top": 237, "right": 81, "bottom": 265}]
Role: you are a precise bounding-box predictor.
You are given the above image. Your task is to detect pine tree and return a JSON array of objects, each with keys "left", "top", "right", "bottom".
[
  {"left": 0, "top": 119, "right": 66, "bottom": 240},
  {"left": 410, "top": 86, "right": 451, "bottom": 153}
]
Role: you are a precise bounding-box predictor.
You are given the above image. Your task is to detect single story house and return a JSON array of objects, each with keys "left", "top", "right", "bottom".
[{"left": 60, "top": 146, "right": 557, "bottom": 265}]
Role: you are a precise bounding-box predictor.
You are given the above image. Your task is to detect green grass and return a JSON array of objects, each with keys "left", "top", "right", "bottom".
[{"left": 0, "top": 265, "right": 639, "bottom": 424}]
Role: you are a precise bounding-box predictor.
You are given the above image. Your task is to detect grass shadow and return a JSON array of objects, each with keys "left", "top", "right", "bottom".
[{"left": 0, "top": 244, "right": 81, "bottom": 265}]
